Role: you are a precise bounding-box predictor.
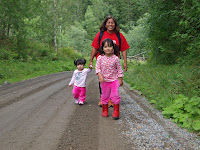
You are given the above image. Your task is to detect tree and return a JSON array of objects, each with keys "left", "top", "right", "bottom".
[
  {"left": 53, "top": 0, "right": 57, "bottom": 54},
  {"left": 104, "top": 0, "right": 147, "bottom": 32},
  {"left": 147, "top": 0, "right": 200, "bottom": 64},
  {"left": 147, "top": 0, "right": 183, "bottom": 64},
  {"left": 82, "top": 6, "right": 99, "bottom": 40},
  {"left": 125, "top": 13, "right": 150, "bottom": 56},
  {"left": 64, "top": 21, "right": 92, "bottom": 55}
]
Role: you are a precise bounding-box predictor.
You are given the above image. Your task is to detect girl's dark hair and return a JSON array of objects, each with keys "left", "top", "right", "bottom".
[
  {"left": 99, "top": 15, "right": 120, "bottom": 33},
  {"left": 99, "top": 38, "right": 119, "bottom": 56},
  {"left": 74, "top": 59, "right": 86, "bottom": 66}
]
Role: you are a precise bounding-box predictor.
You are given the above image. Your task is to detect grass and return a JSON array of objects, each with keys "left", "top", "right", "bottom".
[
  {"left": 124, "top": 61, "right": 200, "bottom": 110},
  {"left": 0, "top": 59, "right": 76, "bottom": 84}
]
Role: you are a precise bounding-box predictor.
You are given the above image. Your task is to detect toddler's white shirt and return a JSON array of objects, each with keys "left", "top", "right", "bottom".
[{"left": 69, "top": 68, "right": 92, "bottom": 87}]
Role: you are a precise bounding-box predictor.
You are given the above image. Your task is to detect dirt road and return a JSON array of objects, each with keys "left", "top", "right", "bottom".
[{"left": 0, "top": 71, "right": 199, "bottom": 150}]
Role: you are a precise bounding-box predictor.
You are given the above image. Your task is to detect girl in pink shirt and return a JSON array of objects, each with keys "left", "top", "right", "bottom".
[
  {"left": 69, "top": 59, "right": 93, "bottom": 105},
  {"left": 95, "top": 38, "right": 123, "bottom": 120}
]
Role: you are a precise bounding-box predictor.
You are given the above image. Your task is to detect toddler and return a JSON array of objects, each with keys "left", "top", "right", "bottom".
[{"left": 69, "top": 59, "right": 93, "bottom": 105}]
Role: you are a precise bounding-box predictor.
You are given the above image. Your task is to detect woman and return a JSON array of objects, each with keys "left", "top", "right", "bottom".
[{"left": 89, "top": 15, "right": 129, "bottom": 107}]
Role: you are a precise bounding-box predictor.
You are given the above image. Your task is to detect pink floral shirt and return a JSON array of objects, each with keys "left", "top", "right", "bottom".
[{"left": 95, "top": 55, "right": 124, "bottom": 82}]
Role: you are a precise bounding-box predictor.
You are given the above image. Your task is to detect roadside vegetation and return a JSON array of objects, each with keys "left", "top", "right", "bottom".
[
  {"left": 0, "top": 42, "right": 82, "bottom": 84},
  {"left": 124, "top": 61, "right": 200, "bottom": 133}
]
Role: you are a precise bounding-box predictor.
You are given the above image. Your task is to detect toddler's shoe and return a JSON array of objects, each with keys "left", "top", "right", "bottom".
[
  {"left": 98, "top": 99, "right": 103, "bottom": 107},
  {"left": 75, "top": 98, "right": 79, "bottom": 104},
  {"left": 108, "top": 99, "right": 113, "bottom": 107},
  {"left": 79, "top": 101, "right": 84, "bottom": 105}
]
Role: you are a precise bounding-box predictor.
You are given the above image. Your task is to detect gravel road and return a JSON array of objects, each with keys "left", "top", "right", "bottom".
[{"left": 0, "top": 71, "right": 199, "bottom": 150}]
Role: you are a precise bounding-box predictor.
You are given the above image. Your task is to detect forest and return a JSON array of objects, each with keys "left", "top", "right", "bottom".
[
  {"left": 0, "top": 0, "right": 200, "bottom": 132},
  {"left": 0, "top": 0, "right": 199, "bottom": 64}
]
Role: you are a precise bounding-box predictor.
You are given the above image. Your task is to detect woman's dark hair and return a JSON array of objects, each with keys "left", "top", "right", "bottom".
[
  {"left": 74, "top": 59, "right": 86, "bottom": 66},
  {"left": 99, "top": 15, "right": 120, "bottom": 33},
  {"left": 99, "top": 38, "right": 119, "bottom": 56}
]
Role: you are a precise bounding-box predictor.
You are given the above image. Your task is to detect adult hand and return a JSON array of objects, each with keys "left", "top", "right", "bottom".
[
  {"left": 121, "top": 50, "right": 127, "bottom": 72},
  {"left": 124, "top": 63, "right": 127, "bottom": 72},
  {"left": 89, "top": 47, "right": 97, "bottom": 68}
]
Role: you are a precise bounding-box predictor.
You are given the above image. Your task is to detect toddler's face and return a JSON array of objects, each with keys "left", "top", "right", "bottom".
[{"left": 77, "top": 64, "right": 84, "bottom": 71}]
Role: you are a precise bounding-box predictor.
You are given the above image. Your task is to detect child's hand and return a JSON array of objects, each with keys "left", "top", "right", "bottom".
[
  {"left": 119, "top": 80, "right": 123, "bottom": 86},
  {"left": 68, "top": 85, "right": 72, "bottom": 87},
  {"left": 118, "top": 78, "right": 123, "bottom": 86},
  {"left": 99, "top": 76, "right": 104, "bottom": 83},
  {"left": 89, "top": 62, "right": 93, "bottom": 68},
  {"left": 89, "top": 65, "right": 93, "bottom": 69},
  {"left": 98, "top": 73, "right": 104, "bottom": 83}
]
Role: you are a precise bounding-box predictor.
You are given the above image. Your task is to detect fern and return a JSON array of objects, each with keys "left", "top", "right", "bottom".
[{"left": 162, "top": 94, "right": 200, "bottom": 131}]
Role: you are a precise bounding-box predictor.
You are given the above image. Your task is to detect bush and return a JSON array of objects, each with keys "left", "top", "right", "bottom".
[
  {"left": 0, "top": 49, "right": 17, "bottom": 60},
  {"left": 163, "top": 95, "right": 200, "bottom": 131},
  {"left": 57, "top": 47, "right": 82, "bottom": 59}
]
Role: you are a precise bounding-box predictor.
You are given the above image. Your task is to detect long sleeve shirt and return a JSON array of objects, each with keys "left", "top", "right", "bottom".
[
  {"left": 95, "top": 55, "right": 124, "bottom": 82},
  {"left": 69, "top": 68, "right": 92, "bottom": 87}
]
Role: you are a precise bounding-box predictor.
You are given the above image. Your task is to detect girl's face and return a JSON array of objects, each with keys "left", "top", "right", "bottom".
[
  {"left": 77, "top": 64, "right": 84, "bottom": 71},
  {"left": 105, "top": 19, "right": 115, "bottom": 33},
  {"left": 103, "top": 42, "right": 114, "bottom": 57}
]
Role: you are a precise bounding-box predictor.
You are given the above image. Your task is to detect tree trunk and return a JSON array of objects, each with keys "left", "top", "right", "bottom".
[{"left": 54, "top": 0, "right": 57, "bottom": 54}]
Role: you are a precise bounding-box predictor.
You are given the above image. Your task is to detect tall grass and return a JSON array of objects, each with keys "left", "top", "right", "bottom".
[{"left": 124, "top": 61, "right": 200, "bottom": 110}]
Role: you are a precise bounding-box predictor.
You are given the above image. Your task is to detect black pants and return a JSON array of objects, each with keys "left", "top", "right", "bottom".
[{"left": 99, "top": 82, "right": 102, "bottom": 98}]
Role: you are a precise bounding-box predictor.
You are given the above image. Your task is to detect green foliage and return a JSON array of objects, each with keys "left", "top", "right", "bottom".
[
  {"left": 0, "top": 59, "right": 76, "bottom": 85},
  {"left": 82, "top": 6, "right": 99, "bottom": 40},
  {"left": 61, "top": 21, "right": 92, "bottom": 56},
  {"left": 124, "top": 62, "right": 200, "bottom": 131},
  {"left": 146, "top": 0, "right": 200, "bottom": 65},
  {"left": 0, "top": 38, "right": 83, "bottom": 62},
  {"left": 172, "top": 0, "right": 200, "bottom": 65},
  {"left": 90, "top": 0, "right": 109, "bottom": 26},
  {"left": 57, "top": 47, "right": 83, "bottom": 60},
  {"left": 26, "top": 41, "right": 54, "bottom": 61},
  {"left": 105, "top": 0, "right": 147, "bottom": 32},
  {"left": 1, "top": 0, "right": 199, "bottom": 65},
  {"left": 162, "top": 95, "right": 200, "bottom": 131},
  {"left": 0, "top": 49, "right": 17, "bottom": 60},
  {"left": 125, "top": 13, "right": 150, "bottom": 56},
  {"left": 124, "top": 62, "right": 200, "bottom": 110},
  {"left": 147, "top": 1, "right": 181, "bottom": 64}
]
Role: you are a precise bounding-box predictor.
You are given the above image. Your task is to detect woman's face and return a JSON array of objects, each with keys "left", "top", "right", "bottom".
[{"left": 105, "top": 19, "right": 115, "bottom": 33}]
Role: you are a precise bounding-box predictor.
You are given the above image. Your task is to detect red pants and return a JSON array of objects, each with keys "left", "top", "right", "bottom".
[
  {"left": 100, "top": 80, "right": 120, "bottom": 105},
  {"left": 72, "top": 85, "right": 86, "bottom": 102}
]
